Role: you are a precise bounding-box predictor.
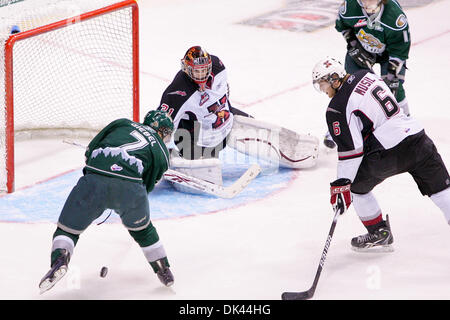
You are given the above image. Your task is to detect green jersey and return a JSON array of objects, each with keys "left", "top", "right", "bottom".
[
  {"left": 84, "top": 118, "right": 170, "bottom": 193},
  {"left": 336, "top": 0, "right": 410, "bottom": 61}
]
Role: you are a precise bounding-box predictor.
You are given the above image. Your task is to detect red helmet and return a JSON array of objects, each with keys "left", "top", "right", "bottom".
[{"left": 181, "top": 46, "right": 212, "bottom": 91}]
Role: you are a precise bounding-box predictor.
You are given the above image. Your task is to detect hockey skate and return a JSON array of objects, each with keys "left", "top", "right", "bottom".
[
  {"left": 39, "top": 249, "right": 70, "bottom": 294},
  {"left": 150, "top": 257, "right": 174, "bottom": 287},
  {"left": 323, "top": 131, "right": 336, "bottom": 149},
  {"left": 351, "top": 216, "right": 394, "bottom": 252}
]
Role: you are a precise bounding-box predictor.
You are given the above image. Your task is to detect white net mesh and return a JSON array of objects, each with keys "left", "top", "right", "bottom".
[{"left": 0, "top": 0, "right": 138, "bottom": 192}]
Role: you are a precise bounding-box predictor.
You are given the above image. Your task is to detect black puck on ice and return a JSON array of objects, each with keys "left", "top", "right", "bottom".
[{"left": 100, "top": 266, "right": 108, "bottom": 278}]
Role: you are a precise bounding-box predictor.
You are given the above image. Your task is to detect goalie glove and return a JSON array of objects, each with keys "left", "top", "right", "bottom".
[
  {"left": 383, "top": 59, "right": 403, "bottom": 97},
  {"left": 342, "top": 30, "right": 376, "bottom": 69},
  {"left": 330, "top": 178, "right": 352, "bottom": 214}
]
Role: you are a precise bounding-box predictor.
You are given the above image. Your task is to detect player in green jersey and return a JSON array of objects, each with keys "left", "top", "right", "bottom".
[
  {"left": 39, "top": 110, "right": 175, "bottom": 294},
  {"left": 325, "top": 0, "right": 411, "bottom": 148}
]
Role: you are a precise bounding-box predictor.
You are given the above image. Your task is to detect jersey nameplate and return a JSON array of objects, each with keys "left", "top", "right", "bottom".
[{"left": 131, "top": 122, "right": 157, "bottom": 146}]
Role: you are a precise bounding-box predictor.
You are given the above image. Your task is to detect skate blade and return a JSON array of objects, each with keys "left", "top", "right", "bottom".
[
  {"left": 39, "top": 266, "right": 67, "bottom": 294},
  {"left": 351, "top": 245, "right": 394, "bottom": 253},
  {"left": 165, "top": 280, "right": 174, "bottom": 287}
]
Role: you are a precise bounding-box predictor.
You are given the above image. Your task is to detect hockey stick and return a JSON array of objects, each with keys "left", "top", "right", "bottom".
[
  {"left": 63, "top": 139, "right": 87, "bottom": 149},
  {"left": 281, "top": 200, "right": 343, "bottom": 300},
  {"left": 365, "top": 62, "right": 399, "bottom": 98},
  {"left": 164, "top": 164, "right": 260, "bottom": 199},
  {"left": 366, "top": 60, "right": 375, "bottom": 73},
  {"left": 62, "top": 139, "right": 261, "bottom": 199}
]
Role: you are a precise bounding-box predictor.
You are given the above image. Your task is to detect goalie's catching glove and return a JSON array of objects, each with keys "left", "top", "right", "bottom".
[{"left": 330, "top": 178, "right": 352, "bottom": 214}]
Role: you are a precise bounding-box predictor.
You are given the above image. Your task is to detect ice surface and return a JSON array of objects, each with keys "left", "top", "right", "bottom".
[{"left": 0, "top": 0, "right": 449, "bottom": 300}]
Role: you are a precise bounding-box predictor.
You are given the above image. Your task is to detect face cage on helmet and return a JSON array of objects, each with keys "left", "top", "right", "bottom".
[
  {"left": 182, "top": 55, "right": 212, "bottom": 84},
  {"left": 185, "top": 63, "right": 212, "bottom": 84}
]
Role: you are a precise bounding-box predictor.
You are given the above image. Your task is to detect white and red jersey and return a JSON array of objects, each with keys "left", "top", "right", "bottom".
[
  {"left": 326, "top": 70, "right": 423, "bottom": 181},
  {"left": 157, "top": 55, "right": 233, "bottom": 148}
]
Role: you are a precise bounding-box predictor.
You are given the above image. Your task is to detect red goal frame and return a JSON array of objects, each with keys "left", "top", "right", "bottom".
[{"left": 3, "top": 0, "right": 140, "bottom": 193}]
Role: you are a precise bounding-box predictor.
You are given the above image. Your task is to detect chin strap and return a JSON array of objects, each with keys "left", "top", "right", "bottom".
[{"left": 365, "top": 3, "right": 384, "bottom": 24}]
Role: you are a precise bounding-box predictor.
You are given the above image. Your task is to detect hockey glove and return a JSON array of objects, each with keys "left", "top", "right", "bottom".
[
  {"left": 330, "top": 178, "right": 352, "bottom": 214},
  {"left": 383, "top": 59, "right": 402, "bottom": 97},
  {"left": 342, "top": 29, "right": 357, "bottom": 43},
  {"left": 347, "top": 40, "right": 376, "bottom": 69}
]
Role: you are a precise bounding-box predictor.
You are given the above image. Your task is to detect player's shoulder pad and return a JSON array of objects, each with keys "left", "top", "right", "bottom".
[
  {"left": 380, "top": 0, "right": 408, "bottom": 31},
  {"left": 338, "top": 0, "right": 364, "bottom": 19},
  {"left": 160, "top": 71, "right": 197, "bottom": 106},
  {"left": 211, "top": 55, "right": 226, "bottom": 76}
]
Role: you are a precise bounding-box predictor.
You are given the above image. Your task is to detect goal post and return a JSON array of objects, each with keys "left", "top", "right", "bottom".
[{"left": 1, "top": 0, "right": 139, "bottom": 193}]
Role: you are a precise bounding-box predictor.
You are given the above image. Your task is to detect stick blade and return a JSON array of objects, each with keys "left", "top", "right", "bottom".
[
  {"left": 164, "top": 164, "right": 261, "bottom": 199},
  {"left": 222, "top": 163, "right": 261, "bottom": 198},
  {"left": 281, "top": 291, "right": 313, "bottom": 300}
]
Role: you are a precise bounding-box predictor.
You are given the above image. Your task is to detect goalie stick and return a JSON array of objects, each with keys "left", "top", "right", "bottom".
[
  {"left": 164, "top": 164, "right": 260, "bottom": 199},
  {"left": 281, "top": 199, "right": 343, "bottom": 300},
  {"left": 62, "top": 139, "right": 261, "bottom": 199}
]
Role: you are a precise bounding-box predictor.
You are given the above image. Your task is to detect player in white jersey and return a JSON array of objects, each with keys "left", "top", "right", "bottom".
[
  {"left": 157, "top": 46, "right": 250, "bottom": 160},
  {"left": 312, "top": 57, "right": 450, "bottom": 251},
  {"left": 155, "top": 46, "right": 251, "bottom": 192},
  {"left": 153, "top": 46, "right": 319, "bottom": 195}
]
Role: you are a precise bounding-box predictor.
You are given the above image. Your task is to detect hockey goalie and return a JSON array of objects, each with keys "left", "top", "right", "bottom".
[{"left": 156, "top": 46, "right": 319, "bottom": 195}]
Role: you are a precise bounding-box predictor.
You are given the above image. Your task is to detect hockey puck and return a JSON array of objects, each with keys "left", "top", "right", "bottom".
[{"left": 100, "top": 266, "right": 108, "bottom": 278}]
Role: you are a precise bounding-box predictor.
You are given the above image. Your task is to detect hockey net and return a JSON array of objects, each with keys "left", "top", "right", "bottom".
[{"left": 0, "top": 0, "right": 139, "bottom": 193}]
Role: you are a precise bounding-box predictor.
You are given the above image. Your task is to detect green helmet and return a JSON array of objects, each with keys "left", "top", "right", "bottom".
[{"left": 143, "top": 110, "right": 174, "bottom": 140}]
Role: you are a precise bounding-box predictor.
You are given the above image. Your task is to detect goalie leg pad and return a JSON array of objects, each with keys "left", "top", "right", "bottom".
[
  {"left": 278, "top": 127, "right": 319, "bottom": 169},
  {"left": 228, "top": 115, "right": 319, "bottom": 169},
  {"left": 167, "top": 156, "right": 223, "bottom": 195}
]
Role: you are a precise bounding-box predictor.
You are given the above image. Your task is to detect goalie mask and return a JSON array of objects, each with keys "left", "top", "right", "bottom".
[
  {"left": 143, "top": 110, "right": 174, "bottom": 142},
  {"left": 312, "top": 57, "right": 347, "bottom": 93},
  {"left": 181, "top": 46, "right": 212, "bottom": 91},
  {"left": 357, "top": 0, "right": 385, "bottom": 15}
]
